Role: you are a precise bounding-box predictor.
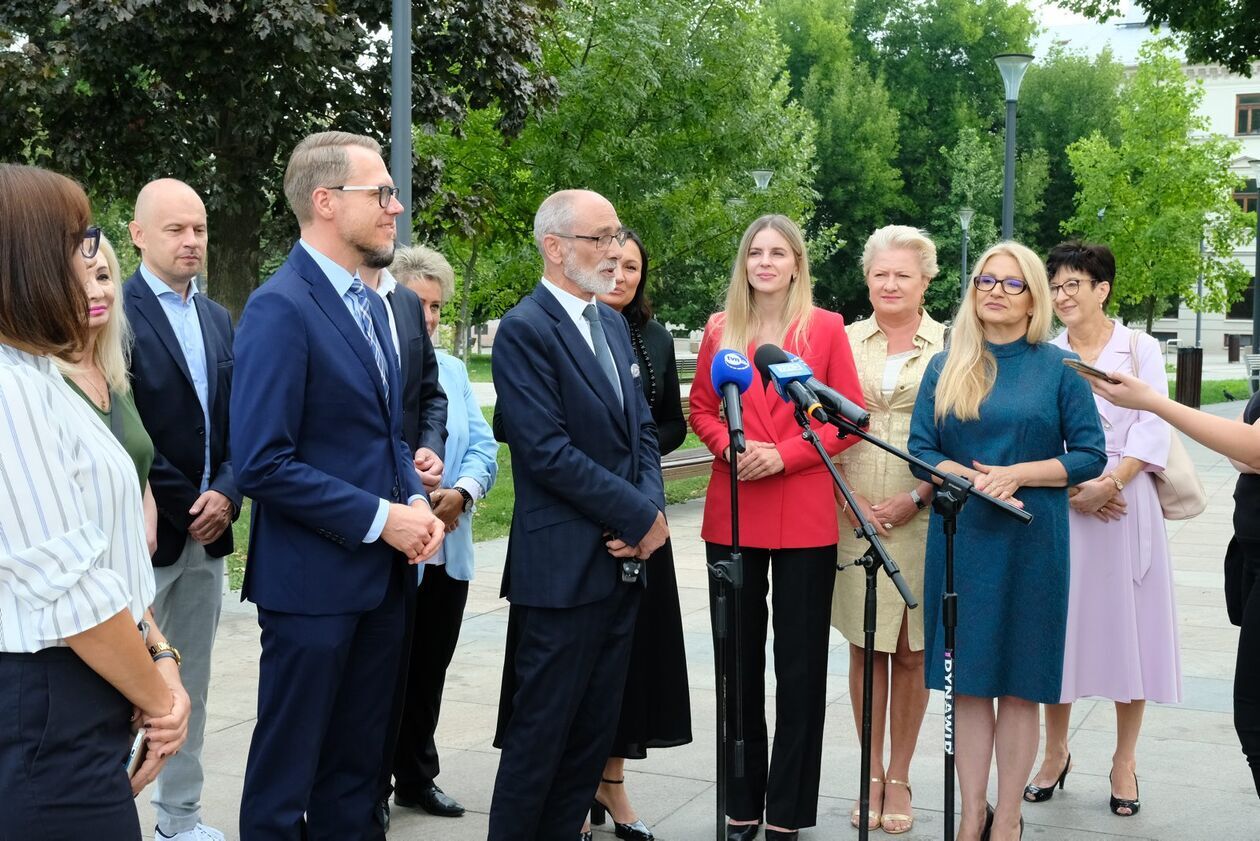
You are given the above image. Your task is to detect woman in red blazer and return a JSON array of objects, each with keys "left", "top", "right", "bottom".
[{"left": 691, "top": 214, "right": 863, "bottom": 841}]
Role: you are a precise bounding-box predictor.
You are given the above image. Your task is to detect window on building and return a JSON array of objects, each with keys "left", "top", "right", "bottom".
[
  {"left": 1238, "top": 178, "right": 1258, "bottom": 214},
  {"left": 1229, "top": 279, "right": 1257, "bottom": 320},
  {"left": 1239, "top": 94, "right": 1260, "bottom": 135}
]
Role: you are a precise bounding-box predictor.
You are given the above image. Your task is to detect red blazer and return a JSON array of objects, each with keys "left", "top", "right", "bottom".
[{"left": 690, "top": 308, "right": 863, "bottom": 549}]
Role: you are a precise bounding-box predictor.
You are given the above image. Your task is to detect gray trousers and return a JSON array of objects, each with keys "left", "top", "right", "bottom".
[{"left": 151, "top": 537, "right": 224, "bottom": 835}]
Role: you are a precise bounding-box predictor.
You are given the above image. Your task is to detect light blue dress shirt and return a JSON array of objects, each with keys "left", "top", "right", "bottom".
[
  {"left": 421, "top": 350, "right": 499, "bottom": 583},
  {"left": 297, "top": 240, "right": 422, "bottom": 543},
  {"left": 139, "top": 263, "right": 211, "bottom": 492}
]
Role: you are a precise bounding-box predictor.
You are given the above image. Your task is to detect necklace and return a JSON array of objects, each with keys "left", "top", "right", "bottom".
[
  {"left": 70, "top": 364, "right": 110, "bottom": 412},
  {"left": 1069, "top": 319, "right": 1115, "bottom": 366}
]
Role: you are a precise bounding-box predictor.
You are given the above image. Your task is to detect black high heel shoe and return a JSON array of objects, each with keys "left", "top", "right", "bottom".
[
  {"left": 726, "top": 822, "right": 761, "bottom": 841},
  {"left": 592, "top": 778, "right": 655, "bottom": 841},
  {"left": 1023, "top": 753, "right": 1071, "bottom": 802},
  {"left": 979, "top": 802, "right": 994, "bottom": 841},
  {"left": 764, "top": 830, "right": 797, "bottom": 840},
  {"left": 1109, "top": 769, "right": 1141, "bottom": 816}
]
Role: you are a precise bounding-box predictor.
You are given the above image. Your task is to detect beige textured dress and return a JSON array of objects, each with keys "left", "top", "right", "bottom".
[{"left": 831, "top": 311, "right": 946, "bottom": 652}]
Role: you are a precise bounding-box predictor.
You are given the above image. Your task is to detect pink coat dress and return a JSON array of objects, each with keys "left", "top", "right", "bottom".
[{"left": 1051, "top": 322, "right": 1182, "bottom": 703}]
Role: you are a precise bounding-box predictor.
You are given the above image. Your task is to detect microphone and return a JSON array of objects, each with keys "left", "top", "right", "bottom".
[
  {"left": 753, "top": 344, "right": 871, "bottom": 429},
  {"left": 710, "top": 349, "right": 754, "bottom": 454}
]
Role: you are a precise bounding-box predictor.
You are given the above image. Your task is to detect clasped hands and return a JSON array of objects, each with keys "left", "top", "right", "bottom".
[
  {"left": 605, "top": 510, "right": 669, "bottom": 561},
  {"left": 1068, "top": 476, "right": 1127, "bottom": 521},
  {"left": 970, "top": 460, "right": 1026, "bottom": 509},
  {"left": 722, "top": 439, "right": 785, "bottom": 482},
  {"left": 382, "top": 499, "right": 446, "bottom": 563},
  {"left": 129, "top": 658, "right": 190, "bottom": 795}
]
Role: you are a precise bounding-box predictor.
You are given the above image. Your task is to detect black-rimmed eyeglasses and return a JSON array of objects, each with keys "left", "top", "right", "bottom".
[
  {"left": 327, "top": 184, "right": 401, "bottom": 208},
  {"left": 973, "top": 274, "right": 1029, "bottom": 295},
  {"left": 1049, "top": 278, "right": 1100, "bottom": 298},
  {"left": 81, "top": 226, "right": 101, "bottom": 260},
  {"left": 552, "top": 229, "right": 631, "bottom": 251}
]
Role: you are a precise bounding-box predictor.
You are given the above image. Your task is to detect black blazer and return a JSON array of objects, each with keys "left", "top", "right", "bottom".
[
  {"left": 384, "top": 282, "right": 448, "bottom": 458},
  {"left": 124, "top": 271, "right": 242, "bottom": 566},
  {"left": 632, "top": 318, "right": 686, "bottom": 456}
]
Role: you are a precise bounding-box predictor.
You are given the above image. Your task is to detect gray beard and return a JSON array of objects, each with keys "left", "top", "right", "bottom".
[{"left": 563, "top": 249, "right": 615, "bottom": 295}]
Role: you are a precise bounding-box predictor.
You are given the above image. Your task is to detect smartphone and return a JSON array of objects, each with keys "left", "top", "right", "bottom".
[
  {"left": 1062, "top": 358, "right": 1121, "bottom": 384},
  {"left": 125, "top": 729, "right": 146, "bottom": 777}
]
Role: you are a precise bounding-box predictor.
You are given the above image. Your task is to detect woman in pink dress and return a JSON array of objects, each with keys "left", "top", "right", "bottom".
[{"left": 1025, "top": 241, "right": 1181, "bottom": 817}]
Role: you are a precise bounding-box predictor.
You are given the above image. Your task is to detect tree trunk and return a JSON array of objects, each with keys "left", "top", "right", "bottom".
[
  {"left": 458, "top": 238, "right": 478, "bottom": 362},
  {"left": 1144, "top": 296, "right": 1157, "bottom": 335},
  {"left": 208, "top": 199, "right": 268, "bottom": 320}
]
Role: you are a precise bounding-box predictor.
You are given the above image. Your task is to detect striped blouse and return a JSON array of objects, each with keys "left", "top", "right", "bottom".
[{"left": 0, "top": 344, "right": 154, "bottom": 652}]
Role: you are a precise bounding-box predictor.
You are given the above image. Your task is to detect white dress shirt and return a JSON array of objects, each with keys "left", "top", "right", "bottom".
[
  {"left": 0, "top": 345, "right": 154, "bottom": 652},
  {"left": 541, "top": 277, "right": 597, "bottom": 353}
]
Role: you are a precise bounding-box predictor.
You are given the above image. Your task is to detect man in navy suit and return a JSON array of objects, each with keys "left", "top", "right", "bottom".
[
  {"left": 489, "top": 189, "right": 669, "bottom": 841},
  {"left": 232, "top": 131, "right": 444, "bottom": 841},
  {"left": 124, "top": 178, "right": 241, "bottom": 841}
]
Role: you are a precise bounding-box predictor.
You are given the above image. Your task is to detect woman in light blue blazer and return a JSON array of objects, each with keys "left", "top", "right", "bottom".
[{"left": 388, "top": 245, "right": 499, "bottom": 816}]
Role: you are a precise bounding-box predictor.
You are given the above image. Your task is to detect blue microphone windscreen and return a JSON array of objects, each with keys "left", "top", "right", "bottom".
[{"left": 710, "top": 349, "right": 755, "bottom": 393}]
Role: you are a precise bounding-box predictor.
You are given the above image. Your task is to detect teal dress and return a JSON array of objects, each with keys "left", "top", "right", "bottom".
[{"left": 908, "top": 338, "right": 1106, "bottom": 703}]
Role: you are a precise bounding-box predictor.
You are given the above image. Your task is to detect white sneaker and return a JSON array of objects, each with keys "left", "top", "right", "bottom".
[{"left": 156, "top": 824, "right": 227, "bottom": 841}]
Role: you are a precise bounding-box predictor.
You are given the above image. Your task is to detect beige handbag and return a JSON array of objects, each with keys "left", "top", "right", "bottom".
[{"left": 1127, "top": 330, "right": 1207, "bottom": 520}]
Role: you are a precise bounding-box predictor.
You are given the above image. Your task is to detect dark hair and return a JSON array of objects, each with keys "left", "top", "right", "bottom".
[
  {"left": 0, "top": 165, "right": 90, "bottom": 355},
  {"left": 619, "top": 229, "right": 653, "bottom": 328},
  {"left": 1045, "top": 240, "right": 1116, "bottom": 306}
]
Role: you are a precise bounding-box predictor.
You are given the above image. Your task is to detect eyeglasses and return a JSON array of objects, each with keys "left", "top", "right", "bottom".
[
  {"left": 1049, "top": 278, "right": 1099, "bottom": 298},
  {"left": 973, "top": 274, "right": 1029, "bottom": 296},
  {"left": 552, "top": 229, "right": 630, "bottom": 251},
  {"left": 81, "top": 226, "right": 101, "bottom": 260},
  {"left": 326, "top": 184, "right": 401, "bottom": 209}
]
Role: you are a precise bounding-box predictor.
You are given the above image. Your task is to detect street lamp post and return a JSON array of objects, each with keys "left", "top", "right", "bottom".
[
  {"left": 958, "top": 207, "right": 975, "bottom": 302},
  {"left": 995, "top": 53, "right": 1033, "bottom": 240},
  {"left": 390, "top": 0, "right": 412, "bottom": 245},
  {"left": 1251, "top": 159, "right": 1260, "bottom": 353}
]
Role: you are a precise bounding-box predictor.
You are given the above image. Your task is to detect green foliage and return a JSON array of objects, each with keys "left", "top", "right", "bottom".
[
  {"left": 1065, "top": 40, "right": 1254, "bottom": 330},
  {"left": 1063, "top": 0, "right": 1260, "bottom": 77},
  {"left": 0, "top": 1, "right": 556, "bottom": 316}
]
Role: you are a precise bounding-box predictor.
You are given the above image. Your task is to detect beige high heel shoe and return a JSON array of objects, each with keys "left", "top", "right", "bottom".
[
  {"left": 881, "top": 779, "right": 914, "bottom": 834},
  {"left": 849, "top": 777, "right": 884, "bottom": 830}
]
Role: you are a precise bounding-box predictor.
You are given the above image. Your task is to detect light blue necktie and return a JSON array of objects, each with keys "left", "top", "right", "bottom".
[
  {"left": 582, "top": 304, "right": 622, "bottom": 408},
  {"left": 348, "top": 277, "right": 390, "bottom": 400}
]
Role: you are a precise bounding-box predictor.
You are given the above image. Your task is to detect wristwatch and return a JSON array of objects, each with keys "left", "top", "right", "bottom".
[
  {"left": 909, "top": 488, "right": 927, "bottom": 510},
  {"left": 1108, "top": 473, "right": 1125, "bottom": 492},
  {"left": 148, "top": 641, "right": 181, "bottom": 666},
  {"left": 454, "top": 486, "right": 474, "bottom": 512}
]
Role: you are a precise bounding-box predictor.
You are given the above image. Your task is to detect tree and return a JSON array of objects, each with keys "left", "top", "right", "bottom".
[
  {"left": 416, "top": 0, "right": 820, "bottom": 335},
  {"left": 768, "top": 0, "right": 905, "bottom": 316},
  {"left": 1018, "top": 46, "right": 1125, "bottom": 255},
  {"left": 0, "top": 0, "right": 556, "bottom": 316},
  {"left": 1063, "top": 0, "right": 1260, "bottom": 77},
  {"left": 1065, "top": 41, "right": 1255, "bottom": 331}
]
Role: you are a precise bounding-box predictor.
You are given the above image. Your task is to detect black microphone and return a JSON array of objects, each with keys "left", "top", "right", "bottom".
[
  {"left": 753, "top": 344, "right": 871, "bottom": 428},
  {"left": 710, "top": 349, "right": 754, "bottom": 454}
]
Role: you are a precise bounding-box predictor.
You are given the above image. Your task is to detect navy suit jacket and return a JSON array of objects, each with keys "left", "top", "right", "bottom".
[
  {"left": 231, "top": 244, "right": 425, "bottom": 615},
  {"left": 124, "top": 271, "right": 242, "bottom": 566},
  {"left": 492, "top": 283, "right": 665, "bottom": 609},
  {"left": 384, "top": 282, "right": 448, "bottom": 458}
]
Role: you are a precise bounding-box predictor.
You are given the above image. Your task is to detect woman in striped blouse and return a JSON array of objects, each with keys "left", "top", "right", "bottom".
[{"left": 0, "top": 165, "right": 189, "bottom": 838}]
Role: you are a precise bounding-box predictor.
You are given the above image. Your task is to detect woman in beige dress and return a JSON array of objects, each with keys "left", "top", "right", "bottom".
[{"left": 833, "top": 226, "right": 945, "bottom": 835}]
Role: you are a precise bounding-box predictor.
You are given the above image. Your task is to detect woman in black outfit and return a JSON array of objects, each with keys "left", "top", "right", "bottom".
[{"left": 586, "top": 230, "right": 693, "bottom": 839}]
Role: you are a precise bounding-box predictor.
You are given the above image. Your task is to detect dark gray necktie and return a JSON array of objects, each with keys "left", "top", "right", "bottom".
[{"left": 582, "top": 304, "right": 622, "bottom": 408}]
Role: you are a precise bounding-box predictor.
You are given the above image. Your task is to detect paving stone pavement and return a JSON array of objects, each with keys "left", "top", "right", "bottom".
[{"left": 138, "top": 401, "right": 1259, "bottom": 840}]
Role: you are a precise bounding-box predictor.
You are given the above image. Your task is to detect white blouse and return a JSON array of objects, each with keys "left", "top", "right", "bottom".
[{"left": 0, "top": 344, "right": 154, "bottom": 652}]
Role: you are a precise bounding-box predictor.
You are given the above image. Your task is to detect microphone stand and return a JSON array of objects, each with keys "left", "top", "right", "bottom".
[
  {"left": 706, "top": 417, "right": 746, "bottom": 840},
  {"left": 787, "top": 404, "right": 1030, "bottom": 841}
]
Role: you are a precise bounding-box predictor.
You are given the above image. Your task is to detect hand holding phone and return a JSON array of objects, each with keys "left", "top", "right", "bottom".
[
  {"left": 125, "top": 729, "right": 147, "bottom": 778},
  {"left": 1062, "top": 358, "right": 1121, "bottom": 384}
]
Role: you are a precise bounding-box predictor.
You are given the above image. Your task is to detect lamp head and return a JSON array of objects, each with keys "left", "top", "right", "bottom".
[
  {"left": 994, "top": 53, "right": 1034, "bottom": 102},
  {"left": 958, "top": 207, "right": 975, "bottom": 231},
  {"left": 750, "top": 170, "right": 774, "bottom": 191}
]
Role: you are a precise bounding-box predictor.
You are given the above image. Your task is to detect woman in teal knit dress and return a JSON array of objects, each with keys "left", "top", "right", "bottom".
[{"left": 908, "top": 242, "right": 1106, "bottom": 841}]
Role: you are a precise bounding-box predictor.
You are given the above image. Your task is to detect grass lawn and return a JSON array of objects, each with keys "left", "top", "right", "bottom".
[
  {"left": 1169, "top": 378, "right": 1249, "bottom": 405},
  {"left": 465, "top": 353, "right": 492, "bottom": 383},
  {"left": 226, "top": 407, "right": 710, "bottom": 590}
]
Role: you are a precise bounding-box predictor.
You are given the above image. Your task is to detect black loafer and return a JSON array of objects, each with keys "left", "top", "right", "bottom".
[
  {"left": 395, "top": 782, "right": 466, "bottom": 817},
  {"left": 727, "top": 823, "right": 761, "bottom": 841}
]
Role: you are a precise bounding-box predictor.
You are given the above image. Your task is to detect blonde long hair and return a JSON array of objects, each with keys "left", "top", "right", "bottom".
[
  {"left": 934, "top": 241, "right": 1051, "bottom": 421},
  {"left": 718, "top": 215, "right": 815, "bottom": 352},
  {"left": 56, "top": 234, "right": 133, "bottom": 394}
]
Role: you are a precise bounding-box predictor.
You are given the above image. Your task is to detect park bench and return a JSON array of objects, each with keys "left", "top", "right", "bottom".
[
  {"left": 660, "top": 358, "right": 715, "bottom": 481},
  {"left": 1246, "top": 353, "right": 1260, "bottom": 394}
]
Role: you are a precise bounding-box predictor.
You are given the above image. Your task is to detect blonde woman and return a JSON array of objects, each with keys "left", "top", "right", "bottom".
[
  {"left": 833, "top": 226, "right": 945, "bottom": 834},
  {"left": 906, "top": 242, "right": 1106, "bottom": 841},
  {"left": 690, "top": 215, "right": 863, "bottom": 841},
  {"left": 56, "top": 234, "right": 159, "bottom": 555}
]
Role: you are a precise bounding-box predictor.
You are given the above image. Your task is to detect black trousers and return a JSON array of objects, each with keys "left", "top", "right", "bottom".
[
  {"left": 1235, "top": 538, "right": 1260, "bottom": 798},
  {"left": 706, "top": 543, "right": 837, "bottom": 830},
  {"left": 392, "top": 564, "right": 470, "bottom": 792},
  {"left": 0, "top": 647, "right": 140, "bottom": 840},
  {"left": 488, "top": 582, "right": 641, "bottom": 841}
]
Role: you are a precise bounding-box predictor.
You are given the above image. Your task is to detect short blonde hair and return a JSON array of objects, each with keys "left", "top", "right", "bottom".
[
  {"left": 861, "top": 225, "right": 939, "bottom": 280},
  {"left": 283, "top": 131, "right": 382, "bottom": 225},
  {"left": 719, "top": 215, "right": 815, "bottom": 353},
  {"left": 935, "top": 241, "right": 1052, "bottom": 421},
  {"left": 390, "top": 245, "right": 455, "bottom": 302},
  {"left": 55, "top": 234, "right": 134, "bottom": 394}
]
